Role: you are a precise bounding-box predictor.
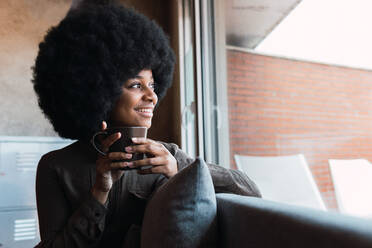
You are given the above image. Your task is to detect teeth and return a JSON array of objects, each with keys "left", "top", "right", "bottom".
[{"left": 136, "top": 109, "right": 152, "bottom": 113}]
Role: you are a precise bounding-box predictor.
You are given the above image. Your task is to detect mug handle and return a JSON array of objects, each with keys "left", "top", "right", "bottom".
[{"left": 91, "top": 131, "right": 108, "bottom": 156}]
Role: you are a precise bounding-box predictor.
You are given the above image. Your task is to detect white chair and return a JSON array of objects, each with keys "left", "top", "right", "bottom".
[
  {"left": 328, "top": 159, "right": 372, "bottom": 218},
  {"left": 234, "top": 154, "right": 326, "bottom": 210}
]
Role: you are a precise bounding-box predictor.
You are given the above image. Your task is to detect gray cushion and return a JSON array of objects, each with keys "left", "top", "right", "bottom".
[{"left": 141, "top": 158, "right": 217, "bottom": 248}]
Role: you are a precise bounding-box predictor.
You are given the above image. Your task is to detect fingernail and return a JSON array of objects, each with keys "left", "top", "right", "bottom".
[
  {"left": 125, "top": 146, "right": 133, "bottom": 152},
  {"left": 125, "top": 162, "right": 133, "bottom": 167},
  {"left": 125, "top": 153, "right": 132, "bottom": 159},
  {"left": 132, "top": 137, "right": 138, "bottom": 142}
]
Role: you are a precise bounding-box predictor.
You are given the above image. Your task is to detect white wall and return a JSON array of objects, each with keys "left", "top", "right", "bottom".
[{"left": 0, "top": 0, "right": 71, "bottom": 136}]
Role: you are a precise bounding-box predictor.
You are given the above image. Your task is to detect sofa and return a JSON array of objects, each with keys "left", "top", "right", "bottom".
[
  {"left": 217, "top": 193, "right": 372, "bottom": 248},
  {"left": 139, "top": 158, "right": 372, "bottom": 248}
]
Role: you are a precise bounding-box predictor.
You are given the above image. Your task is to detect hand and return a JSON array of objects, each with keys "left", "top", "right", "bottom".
[
  {"left": 91, "top": 121, "right": 132, "bottom": 204},
  {"left": 124, "top": 138, "right": 178, "bottom": 178}
]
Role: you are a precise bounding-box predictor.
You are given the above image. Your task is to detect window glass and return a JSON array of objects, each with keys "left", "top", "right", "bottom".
[{"left": 219, "top": 0, "right": 372, "bottom": 213}]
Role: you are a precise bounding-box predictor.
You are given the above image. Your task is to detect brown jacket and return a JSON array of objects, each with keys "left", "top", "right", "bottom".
[{"left": 35, "top": 141, "right": 261, "bottom": 247}]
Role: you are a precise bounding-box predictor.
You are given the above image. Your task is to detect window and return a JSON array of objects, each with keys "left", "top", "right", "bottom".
[{"left": 180, "top": 0, "right": 372, "bottom": 212}]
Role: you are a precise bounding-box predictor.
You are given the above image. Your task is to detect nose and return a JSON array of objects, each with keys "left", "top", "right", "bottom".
[{"left": 142, "top": 85, "right": 158, "bottom": 104}]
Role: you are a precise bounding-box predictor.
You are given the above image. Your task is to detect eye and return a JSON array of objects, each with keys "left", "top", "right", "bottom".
[
  {"left": 129, "top": 82, "right": 141, "bottom": 89},
  {"left": 149, "top": 82, "right": 155, "bottom": 90}
]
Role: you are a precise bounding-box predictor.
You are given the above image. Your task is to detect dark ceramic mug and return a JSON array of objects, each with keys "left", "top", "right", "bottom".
[{"left": 91, "top": 126, "right": 147, "bottom": 169}]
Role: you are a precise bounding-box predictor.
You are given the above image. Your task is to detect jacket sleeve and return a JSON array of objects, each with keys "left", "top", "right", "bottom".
[
  {"left": 162, "top": 142, "right": 262, "bottom": 197},
  {"left": 35, "top": 154, "right": 107, "bottom": 248}
]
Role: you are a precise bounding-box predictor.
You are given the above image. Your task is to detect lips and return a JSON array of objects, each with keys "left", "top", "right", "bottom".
[{"left": 134, "top": 107, "right": 154, "bottom": 118}]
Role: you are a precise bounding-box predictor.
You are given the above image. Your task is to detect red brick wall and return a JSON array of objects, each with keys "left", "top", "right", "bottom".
[{"left": 227, "top": 49, "right": 372, "bottom": 210}]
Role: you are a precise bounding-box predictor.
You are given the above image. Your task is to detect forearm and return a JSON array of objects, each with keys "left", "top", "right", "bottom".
[
  {"left": 164, "top": 142, "right": 262, "bottom": 197},
  {"left": 208, "top": 163, "right": 262, "bottom": 197},
  {"left": 91, "top": 185, "right": 109, "bottom": 205},
  {"left": 36, "top": 194, "right": 107, "bottom": 248},
  {"left": 36, "top": 154, "right": 108, "bottom": 248}
]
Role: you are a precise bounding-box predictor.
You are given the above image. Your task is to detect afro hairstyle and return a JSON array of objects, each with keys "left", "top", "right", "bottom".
[{"left": 32, "top": 3, "right": 175, "bottom": 141}]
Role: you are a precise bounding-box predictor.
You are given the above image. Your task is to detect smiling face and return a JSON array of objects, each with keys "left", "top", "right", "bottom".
[{"left": 109, "top": 69, "right": 158, "bottom": 128}]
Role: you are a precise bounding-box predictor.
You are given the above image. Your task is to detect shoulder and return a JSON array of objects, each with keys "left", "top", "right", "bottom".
[
  {"left": 158, "top": 141, "right": 184, "bottom": 159},
  {"left": 158, "top": 141, "right": 194, "bottom": 170},
  {"left": 158, "top": 141, "right": 179, "bottom": 154},
  {"left": 39, "top": 141, "right": 78, "bottom": 165},
  {"left": 38, "top": 141, "right": 93, "bottom": 172}
]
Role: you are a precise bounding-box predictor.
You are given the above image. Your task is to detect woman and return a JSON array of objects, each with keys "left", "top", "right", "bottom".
[{"left": 32, "top": 2, "right": 261, "bottom": 247}]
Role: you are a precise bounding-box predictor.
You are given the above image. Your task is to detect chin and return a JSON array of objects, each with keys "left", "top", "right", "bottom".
[
  {"left": 143, "top": 122, "right": 152, "bottom": 129},
  {"left": 135, "top": 120, "right": 152, "bottom": 128}
]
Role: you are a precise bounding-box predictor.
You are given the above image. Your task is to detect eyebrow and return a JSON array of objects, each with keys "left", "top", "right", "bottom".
[{"left": 134, "top": 75, "right": 154, "bottom": 80}]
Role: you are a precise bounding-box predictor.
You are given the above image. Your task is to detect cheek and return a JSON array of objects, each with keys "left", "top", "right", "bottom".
[
  {"left": 118, "top": 99, "right": 134, "bottom": 115},
  {"left": 111, "top": 96, "right": 129, "bottom": 115},
  {"left": 119, "top": 91, "right": 136, "bottom": 106}
]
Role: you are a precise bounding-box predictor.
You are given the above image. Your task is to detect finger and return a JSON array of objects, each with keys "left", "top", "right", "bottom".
[
  {"left": 96, "top": 121, "right": 108, "bottom": 144},
  {"left": 101, "top": 132, "right": 121, "bottom": 151},
  {"left": 131, "top": 137, "right": 156, "bottom": 144},
  {"left": 101, "top": 121, "right": 107, "bottom": 130},
  {"left": 108, "top": 152, "right": 132, "bottom": 161},
  {"left": 126, "top": 143, "right": 164, "bottom": 156},
  {"left": 127, "top": 157, "right": 164, "bottom": 168},
  {"left": 109, "top": 161, "right": 129, "bottom": 170}
]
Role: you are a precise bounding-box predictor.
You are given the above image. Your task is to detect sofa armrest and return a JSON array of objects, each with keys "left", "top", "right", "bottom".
[{"left": 216, "top": 193, "right": 372, "bottom": 248}]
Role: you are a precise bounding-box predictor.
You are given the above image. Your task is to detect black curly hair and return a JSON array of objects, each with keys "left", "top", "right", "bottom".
[{"left": 32, "top": 3, "right": 175, "bottom": 141}]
